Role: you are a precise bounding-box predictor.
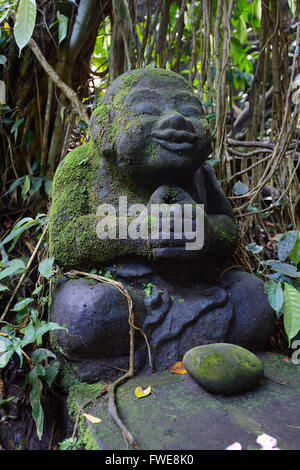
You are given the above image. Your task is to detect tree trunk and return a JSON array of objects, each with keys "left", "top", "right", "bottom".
[{"left": 1, "top": 0, "right": 109, "bottom": 180}]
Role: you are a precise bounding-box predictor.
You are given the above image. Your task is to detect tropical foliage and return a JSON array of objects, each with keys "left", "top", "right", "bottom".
[{"left": 0, "top": 0, "right": 299, "bottom": 449}]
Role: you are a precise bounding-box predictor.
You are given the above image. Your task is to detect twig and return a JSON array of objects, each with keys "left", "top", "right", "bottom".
[{"left": 264, "top": 375, "right": 289, "bottom": 386}]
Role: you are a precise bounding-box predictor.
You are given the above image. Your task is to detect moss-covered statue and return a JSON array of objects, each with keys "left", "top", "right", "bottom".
[{"left": 49, "top": 68, "right": 274, "bottom": 381}]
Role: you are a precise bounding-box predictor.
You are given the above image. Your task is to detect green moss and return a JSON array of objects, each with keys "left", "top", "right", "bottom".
[
  {"left": 81, "top": 427, "right": 101, "bottom": 450},
  {"left": 67, "top": 381, "right": 107, "bottom": 421},
  {"left": 60, "top": 363, "right": 81, "bottom": 389},
  {"left": 183, "top": 344, "right": 263, "bottom": 395},
  {"left": 49, "top": 67, "right": 213, "bottom": 270}
]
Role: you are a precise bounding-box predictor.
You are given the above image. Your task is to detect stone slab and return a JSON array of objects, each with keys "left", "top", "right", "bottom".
[{"left": 70, "top": 352, "right": 300, "bottom": 450}]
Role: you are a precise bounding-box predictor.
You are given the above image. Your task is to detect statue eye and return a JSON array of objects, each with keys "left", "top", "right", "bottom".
[
  {"left": 179, "top": 107, "right": 203, "bottom": 118},
  {"left": 134, "top": 102, "right": 161, "bottom": 116}
]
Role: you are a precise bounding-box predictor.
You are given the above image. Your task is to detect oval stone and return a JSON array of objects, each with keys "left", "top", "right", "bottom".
[{"left": 183, "top": 343, "right": 263, "bottom": 395}]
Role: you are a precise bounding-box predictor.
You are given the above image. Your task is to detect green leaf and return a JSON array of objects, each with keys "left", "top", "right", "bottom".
[
  {"left": 44, "top": 179, "right": 52, "bottom": 196},
  {"left": 267, "top": 282, "right": 284, "bottom": 315},
  {"left": 0, "top": 284, "right": 9, "bottom": 292},
  {"left": 14, "top": 0, "right": 37, "bottom": 53},
  {"left": 288, "top": 0, "right": 297, "bottom": 15},
  {"left": 29, "top": 367, "right": 44, "bottom": 439},
  {"left": 283, "top": 283, "right": 300, "bottom": 345},
  {"left": 0, "top": 396, "right": 15, "bottom": 407},
  {"left": 246, "top": 242, "right": 263, "bottom": 254},
  {"left": 29, "top": 177, "right": 42, "bottom": 197},
  {"left": 233, "top": 180, "right": 248, "bottom": 196},
  {"left": 232, "top": 16, "right": 248, "bottom": 43},
  {"left": 32, "top": 285, "right": 43, "bottom": 296},
  {"left": 11, "top": 117, "right": 24, "bottom": 142},
  {"left": 12, "top": 297, "right": 34, "bottom": 312},
  {"left": 0, "top": 347, "right": 14, "bottom": 368},
  {"left": 57, "top": 11, "right": 68, "bottom": 44},
  {"left": 59, "top": 437, "right": 80, "bottom": 451},
  {"left": 0, "top": 259, "right": 26, "bottom": 281},
  {"left": 22, "top": 175, "right": 30, "bottom": 201},
  {"left": 278, "top": 231, "right": 298, "bottom": 262},
  {"left": 289, "top": 232, "right": 300, "bottom": 266},
  {"left": 0, "top": 219, "right": 36, "bottom": 251},
  {"left": 24, "top": 129, "right": 34, "bottom": 149},
  {"left": 0, "top": 55, "right": 7, "bottom": 66},
  {"left": 263, "top": 261, "right": 300, "bottom": 278},
  {"left": 31, "top": 348, "right": 56, "bottom": 365},
  {"left": 0, "top": 335, "right": 11, "bottom": 353},
  {"left": 38, "top": 257, "right": 54, "bottom": 279},
  {"left": 2, "top": 176, "right": 25, "bottom": 197},
  {"left": 44, "top": 361, "right": 59, "bottom": 387}
]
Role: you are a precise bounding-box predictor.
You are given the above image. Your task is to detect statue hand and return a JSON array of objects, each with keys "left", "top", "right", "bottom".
[{"left": 146, "top": 185, "right": 212, "bottom": 259}]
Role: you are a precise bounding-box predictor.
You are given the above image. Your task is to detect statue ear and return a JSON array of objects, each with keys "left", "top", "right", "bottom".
[
  {"left": 90, "top": 112, "right": 115, "bottom": 157},
  {"left": 100, "top": 134, "right": 114, "bottom": 157}
]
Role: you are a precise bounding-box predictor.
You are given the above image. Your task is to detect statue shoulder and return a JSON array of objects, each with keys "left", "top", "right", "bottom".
[{"left": 53, "top": 141, "right": 97, "bottom": 189}]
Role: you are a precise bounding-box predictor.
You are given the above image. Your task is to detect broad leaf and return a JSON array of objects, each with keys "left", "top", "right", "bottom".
[
  {"left": 31, "top": 348, "right": 56, "bottom": 365},
  {"left": 12, "top": 297, "right": 34, "bottom": 312},
  {"left": 0, "top": 259, "right": 26, "bottom": 281},
  {"left": 44, "top": 362, "right": 60, "bottom": 387},
  {"left": 267, "top": 282, "right": 284, "bottom": 315},
  {"left": 1, "top": 176, "right": 25, "bottom": 197},
  {"left": 29, "top": 367, "right": 44, "bottom": 440},
  {"left": 44, "top": 179, "right": 52, "bottom": 196},
  {"left": 57, "top": 11, "right": 68, "bottom": 44},
  {"left": 0, "top": 348, "right": 14, "bottom": 368},
  {"left": 0, "top": 219, "right": 36, "bottom": 251},
  {"left": 233, "top": 180, "right": 248, "bottom": 196},
  {"left": 246, "top": 242, "right": 263, "bottom": 254},
  {"left": 283, "top": 283, "right": 300, "bottom": 346},
  {"left": 278, "top": 231, "right": 298, "bottom": 262},
  {"left": 289, "top": 232, "right": 300, "bottom": 266},
  {"left": 14, "top": 0, "right": 37, "bottom": 53},
  {"left": 38, "top": 257, "right": 54, "bottom": 279},
  {"left": 0, "top": 284, "right": 9, "bottom": 292},
  {"left": 263, "top": 261, "right": 300, "bottom": 278},
  {"left": 11, "top": 117, "right": 24, "bottom": 142}
]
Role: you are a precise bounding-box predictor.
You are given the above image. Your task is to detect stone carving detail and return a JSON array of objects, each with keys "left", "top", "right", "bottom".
[{"left": 49, "top": 68, "right": 274, "bottom": 379}]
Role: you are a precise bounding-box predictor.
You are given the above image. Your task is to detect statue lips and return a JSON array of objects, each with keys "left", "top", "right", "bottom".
[{"left": 151, "top": 129, "right": 198, "bottom": 152}]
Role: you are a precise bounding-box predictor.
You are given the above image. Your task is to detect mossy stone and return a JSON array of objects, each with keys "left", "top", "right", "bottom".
[{"left": 183, "top": 343, "right": 263, "bottom": 395}]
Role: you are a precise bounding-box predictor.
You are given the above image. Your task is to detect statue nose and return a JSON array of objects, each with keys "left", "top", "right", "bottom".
[{"left": 157, "top": 112, "right": 193, "bottom": 132}]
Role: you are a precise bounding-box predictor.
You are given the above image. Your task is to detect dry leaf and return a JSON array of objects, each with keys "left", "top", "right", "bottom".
[
  {"left": 134, "top": 385, "right": 151, "bottom": 399},
  {"left": 82, "top": 413, "right": 102, "bottom": 424},
  {"left": 171, "top": 361, "right": 187, "bottom": 374}
]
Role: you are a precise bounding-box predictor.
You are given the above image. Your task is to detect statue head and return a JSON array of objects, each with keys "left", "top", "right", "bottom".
[{"left": 90, "top": 68, "right": 212, "bottom": 182}]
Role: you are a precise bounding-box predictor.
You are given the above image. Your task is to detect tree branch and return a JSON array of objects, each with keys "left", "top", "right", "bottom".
[{"left": 27, "top": 38, "right": 89, "bottom": 123}]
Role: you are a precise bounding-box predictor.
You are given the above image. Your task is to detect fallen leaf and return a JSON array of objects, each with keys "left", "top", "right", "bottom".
[
  {"left": 82, "top": 413, "right": 102, "bottom": 424},
  {"left": 171, "top": 361, "right": 187, "bottom": 374},
  {"left": 134, "top": 385, "right": 151, "bottom": 399}
]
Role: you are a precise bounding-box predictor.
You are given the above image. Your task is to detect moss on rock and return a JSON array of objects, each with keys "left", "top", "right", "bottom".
[{"left": 183, "top": 343, "right": 264, "bottom": 395}]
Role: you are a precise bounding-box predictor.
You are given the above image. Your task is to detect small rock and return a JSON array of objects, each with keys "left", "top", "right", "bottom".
[{"left": 183, "top": 343, "right": 263, "bottom": 395}]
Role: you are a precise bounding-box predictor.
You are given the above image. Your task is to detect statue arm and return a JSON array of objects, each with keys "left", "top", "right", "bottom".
[
  {"left": 194, "top": 163, "right": 238, "bottom": 256},
  {"left": 49, "top": 144, "right": 139, "bottom": 269}
]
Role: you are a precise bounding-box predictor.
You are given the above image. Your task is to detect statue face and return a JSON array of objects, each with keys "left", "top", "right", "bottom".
[{"left": 95, "top": 71, "right": 212, "bottom": 182}]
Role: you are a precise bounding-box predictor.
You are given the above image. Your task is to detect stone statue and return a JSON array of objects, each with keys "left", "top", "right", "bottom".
[{"left": 49, "top": 68, "right": 274, "bottom": 381}]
